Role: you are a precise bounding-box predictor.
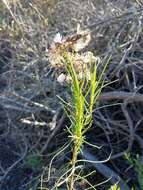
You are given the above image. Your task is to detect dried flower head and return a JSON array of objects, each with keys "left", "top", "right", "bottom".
[
  {"left": 49, "top": 24, "right": 91, "bottom": 67},
  {"left": 48, "top": 25, "right": 99, "bottom": 83}
]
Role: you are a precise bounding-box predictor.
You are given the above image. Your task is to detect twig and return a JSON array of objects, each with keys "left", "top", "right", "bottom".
[
  {"left": 99, "top": 91, "right": 143, "bottom": 102},
  {"left": 0, "top": 136, "right": 28, "bottom": 187},
  {"left": 82, "top": 148, "right": 130, "bottom": 190},
  {"left": 121, "top": 102, "right": 134, "bottom": 151},
  {"left": 41, "top": 113, "right": 66, "bottom": 154}
]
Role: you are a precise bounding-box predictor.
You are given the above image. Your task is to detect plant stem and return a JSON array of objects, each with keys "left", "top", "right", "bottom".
[
  {"left": 69, "top": 142, "right": 78, "bottom": 190},
  {"left": 63, "top": 51, "right": 104, "bottom": 189}
]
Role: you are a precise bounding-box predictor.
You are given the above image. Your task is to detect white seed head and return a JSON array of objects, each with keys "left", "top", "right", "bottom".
[
  {"left": 57, "top": 73, "right": 66, "bottom": 84},
  {"left": 53, "top": 33, "right": 63, "bottom": 43}
]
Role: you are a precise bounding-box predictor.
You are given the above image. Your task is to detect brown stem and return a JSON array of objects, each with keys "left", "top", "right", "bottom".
[{"left": 99, "top": 91, "right": 143, "bottom": 102}]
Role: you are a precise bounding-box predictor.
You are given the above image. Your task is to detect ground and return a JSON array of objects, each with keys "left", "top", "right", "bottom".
[{"left": 0, "top": 0, "right": 143, "bottom": 189}]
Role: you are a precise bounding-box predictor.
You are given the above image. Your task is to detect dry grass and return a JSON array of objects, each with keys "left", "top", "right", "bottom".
[{"left": 0, "top": 0, "right": 143, "bottom": 189}]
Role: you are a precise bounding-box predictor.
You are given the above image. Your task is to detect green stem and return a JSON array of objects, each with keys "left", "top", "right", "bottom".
[{"left": 69, "top": 142, "right": 78, "bottom": 190}]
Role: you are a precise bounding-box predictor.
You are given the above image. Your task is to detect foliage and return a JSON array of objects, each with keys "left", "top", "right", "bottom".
[
  {"left": 62, "top": 51, "right": 108, "bottom": 189},
  {"left": 26, "top": 153, "right": 42, "bottom": 171},
  {"left": 125, "top": 153, "right": 143, "bottom": 190},
  {"left": 108, "top": 184, "right": 121, "bottom": 190}
]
